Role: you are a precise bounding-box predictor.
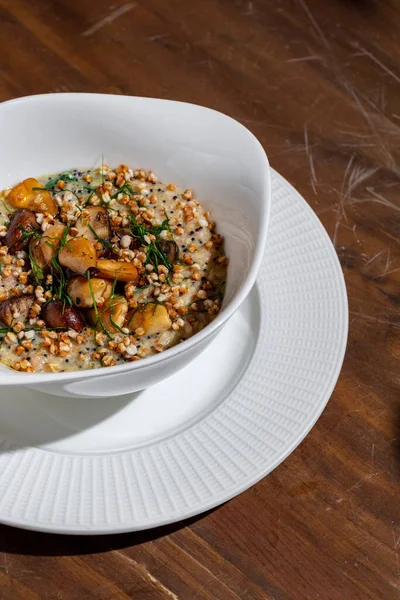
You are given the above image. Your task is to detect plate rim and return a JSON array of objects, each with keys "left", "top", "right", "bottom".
[{"left": 0, "top": 168, "right": 348, "bottom": 535}]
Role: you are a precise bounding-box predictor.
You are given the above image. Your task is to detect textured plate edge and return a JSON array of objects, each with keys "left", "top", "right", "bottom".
[{"left": 0, "top": 169, "right": 349, "bottom": 535}]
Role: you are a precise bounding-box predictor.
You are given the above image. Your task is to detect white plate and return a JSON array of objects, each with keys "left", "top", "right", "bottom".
[{"left": 0, "top": 170, "right": 348, "bottom": 534}]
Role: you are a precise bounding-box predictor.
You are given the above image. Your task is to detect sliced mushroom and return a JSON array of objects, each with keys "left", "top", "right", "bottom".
[
  {"left": 87, "top": 296, "right": 128, "bottom": 334},
  {"left": 58, "top": 238, "right": 96, "bottom": 275},
  {"left": 96, "top": 259, "right": 139, "bottom": 282},
  {"left": 41, "top": 300, "right": 85, "bottom": 332},
  {"left": 67, "top": 276, "right": 112, "bottom": 308},
  {"left": 75, "top": 207, "right": 110, "bottom": 242},
  {"left": 7, "top": 178, "right": 57, "bottom": 215},
  {"left": 40, "top": 221, "right": 65, "bottom": 264},
  {"left": 158, "top": 239, "right": 179, "bottom": 264},
  {"left": 126, "top": 303, "right": 171, "bottom": 336},
  {"left": 5, "top": 209, "right": 38, "bottom": 254},
  {"left": 0, "top": 295, "right": 34, "bottom": 327}
]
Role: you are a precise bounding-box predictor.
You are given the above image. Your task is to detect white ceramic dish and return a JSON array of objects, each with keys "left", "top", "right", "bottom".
[
  {"left": 0, "top": 93, "right": 270, "bottom": 398},
  {"left": 0, "top": 170, "right": 348, "bottom": 535}
]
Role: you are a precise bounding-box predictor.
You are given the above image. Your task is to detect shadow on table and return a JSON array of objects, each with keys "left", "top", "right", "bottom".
[{"left": 0, "top": 506, "right": 220, "bottom": 556}]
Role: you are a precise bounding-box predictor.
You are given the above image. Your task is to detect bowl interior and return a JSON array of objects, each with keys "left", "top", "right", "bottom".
[{"left": 0, "top": 94, "right": 270, "bottom": 381}]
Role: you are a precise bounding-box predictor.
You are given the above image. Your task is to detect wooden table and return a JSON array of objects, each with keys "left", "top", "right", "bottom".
[{"left": 0, "top": 0, "right": 399, "bottom": 598}]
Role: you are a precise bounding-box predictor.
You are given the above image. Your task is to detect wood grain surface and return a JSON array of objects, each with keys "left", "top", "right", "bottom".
[{"left": 0, "top": 0, "right": 399, "bottom": 598}]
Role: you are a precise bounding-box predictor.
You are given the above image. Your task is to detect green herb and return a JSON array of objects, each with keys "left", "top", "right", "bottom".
[
  {"left": 111, "top": 182, "right": 135, "bottom": 199},
  {"left": 46, "top": 223, "right": 72, "bottom": 306},
  {"left": 126, "top": 301, "right": 146, "bottom": 328},
  {"left": 67, "top": 189, "right": 81, "bottom": 202},
  {"left": 44, "top": 172, "right": 77, "bottom": 190},
  {"left": 87, "top": 271, "right": 112, "bottom": 339},
  {"left": 12, "top": 225, "right": 42, "bottom": 248},
  {"left": 28, "top": 237, "right": 44, "bottom": 284},
  {"left": 152, "top": 211, "right": 172, "bottom": 234},
  {"left": 106, "top": 276, "right": 127, "bottom": 334},
  {"left": 83, "top": 188, "right": 97, "bottom": 207},
  {"left": 110, "top": 275, "right": 119, "bottom": 299},
  {"left": 1, "top": 200, "right": 12, "bottom": 214},
  {"left": 101, "top": 155, "right": 105, "bottom": 185},
  {"left": 88, "top": 224, "right": 113, "bottom": 252},
  {"left": 134, "top": 284, "right": 149, "bottom": 294},
  {"left": 107, "top": 299, "right": 126, "bottom": 335},
  {"left": 128, "top": 213, "right": 173, "bottom": 272}
]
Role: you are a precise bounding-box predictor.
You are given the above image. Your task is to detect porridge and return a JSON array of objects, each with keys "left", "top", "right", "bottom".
[{"left": 0, "top": 164, "right": 228, "bottom": 373}]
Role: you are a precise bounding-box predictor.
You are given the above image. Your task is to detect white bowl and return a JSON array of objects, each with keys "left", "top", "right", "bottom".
[{"left": 0, "top": 93, "right": 270, "bottom": 398}]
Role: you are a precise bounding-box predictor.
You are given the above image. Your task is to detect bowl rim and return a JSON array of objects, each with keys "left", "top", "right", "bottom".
[{"left": 0, "top": 92, "right": 271, "bottom": 384}]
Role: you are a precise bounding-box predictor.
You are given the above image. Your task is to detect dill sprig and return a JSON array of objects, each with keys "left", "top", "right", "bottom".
[
  {"left": 88, "top": 224, "right": 113, "bottom": 251},
  {"left": 106, "top": 276, "right": 126, "bottom": 334},
  {"left": 128, "top": 213, "right": 173, "bottom": 271},
  {"left": 111, "top": 182, "right": 135, "bottom": 199},
  {"left": 28, "top": 238, "right": 45, "bottom": 285},
  {"left": 44, "top": 223, "right": 72, "bottom": 306},
  {"left": 1, "top": 199, "right": 12, "bottom": 214},
  {"left": 83, "top": 188, "right": 97, "bottom": 208},
  {"left": 87, "top": 271, "right": 112, "bottom": 339},
  {"left": 44, "top": 172, "right": 77, "bottom": 190}
]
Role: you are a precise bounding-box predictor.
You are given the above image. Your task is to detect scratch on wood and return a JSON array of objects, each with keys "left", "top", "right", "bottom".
[
  {"left": 304, "top": 123, "right": 317, "bottom": 194},
  {"left": 349, "top": 497, "right": 357, "bottom": 521},
  {"left": 352, "top": 43, "right": 400, "bottom": 86},
  {"left": 297, "top": 0, "right": 330, "bottom": 48},
  {"left": 346, "top": 164, "right": 379, "bottom": 202},
  {"left": 344, "top": 472, "right": 380, "bottom": 496},
  {"left": 286, "top": 55, "right": 323, "bottom": 63},
  {"left": 349, "top": 311, "right": 399, "bottom": 327},
  {"left": 370, "top": 249, "right": 392, "bottom": 279},
  {"left": 140, "top": 566, "right": 180, "bottom": 599},
  {"left": 338, "top": 130, "right": 374, "bottom": 138},
  {"left": 82, "top": 3, "right": 136, "bottom": 37},
  {"left": 114, "top": 551, "right": 180, "bottom": 599},
  {"left": 352, "top": 188, "right": 400, "bottom": 212},
  {"left": 392, "top": 530, "right": 400, "bottom": 581},
  {"left": 148, "top": 33, "right": 171, "bottom": 42},
  {"left": 341, "top": 79, "right": 376, "bottom": 132},
  {"left": 332, "top": 154, "right": 354, "bottom": 245}
]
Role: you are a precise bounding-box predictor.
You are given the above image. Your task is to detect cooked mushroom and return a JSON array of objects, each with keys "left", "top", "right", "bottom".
[
  {"left": 87, "top": 296, "right": 128, "bottom": 333},
  {"left": 96, "top": 259, "right": 139, "bottom": 282},
  {"left": 158, "top": 239, "right": 179, "bottom": 264},
  {"left": 40, "top": 221, "right": 65, "bottom": 264},
  {"left": 67, "top": 276, "right": 112, "bottom": 308},
  {"left": 58, "top": 237, "right": 96, "bottom": 275},
  {"left": 0, "top": 295, "right": 34, "bottom": 327},
  {"left": 41, "top": 300, "right": 85, "bottom": 332},
  {"left": 75, "top": 206, "right": 110, "bottom": 243},
  {"left": 5, "top": 209, "right": 38, "bottom": 254},
  {"left": 7, "top": 178, "right": 57, "bottom": 215},
  {"left": 126, "top": 303, "right": 171, "bottom": 335}
]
